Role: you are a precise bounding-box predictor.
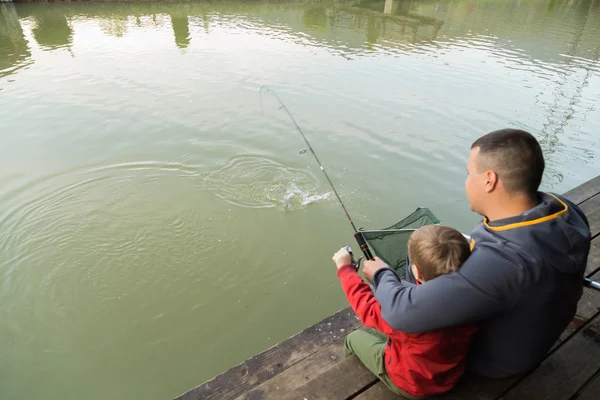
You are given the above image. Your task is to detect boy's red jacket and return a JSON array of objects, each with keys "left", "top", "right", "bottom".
[{"left": 337, "top": 265, "right": 479, "bottom": 397}]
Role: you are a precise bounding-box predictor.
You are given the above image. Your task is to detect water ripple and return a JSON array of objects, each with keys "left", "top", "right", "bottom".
[{"left": 204, "top": 154, "right": 331, "bottom": 210}]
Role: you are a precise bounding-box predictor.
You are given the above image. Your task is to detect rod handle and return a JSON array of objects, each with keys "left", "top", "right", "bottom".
[{"left": 354, "top": 232, "right": 374, "bottom": 261}]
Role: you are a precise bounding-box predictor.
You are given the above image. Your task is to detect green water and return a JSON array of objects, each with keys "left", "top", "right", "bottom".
[{"left": 1, "top": 0, "right": 599, "bottom": 398}]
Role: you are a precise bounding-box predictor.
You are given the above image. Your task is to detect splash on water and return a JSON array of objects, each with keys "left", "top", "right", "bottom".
[
  {"left": 204, "top": 155, "right": 332, "bottom": 211},
  {"left": 284, "top": 183, "right": 332, "bottom": 212}
]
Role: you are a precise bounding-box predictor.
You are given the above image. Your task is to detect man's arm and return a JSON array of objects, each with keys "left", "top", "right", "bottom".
[
  {"left": 336, "top": 265, "right": 395, "bottom": 335},
  {"left": 372, "top": 247, "right": 523, "bottom": 333}
]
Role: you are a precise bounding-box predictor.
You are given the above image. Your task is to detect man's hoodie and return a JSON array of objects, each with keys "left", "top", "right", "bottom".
[{"left": 372, "top": 192, "right": 591, "bottom": 378}]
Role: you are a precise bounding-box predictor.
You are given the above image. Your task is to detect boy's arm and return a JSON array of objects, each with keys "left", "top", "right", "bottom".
[{"left": 336, "top": 265, "right": 394, "bottom": 335}]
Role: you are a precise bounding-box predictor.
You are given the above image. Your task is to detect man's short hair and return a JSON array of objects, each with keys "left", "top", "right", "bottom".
[
  {"left": 408, "top": 225, "right": 470, "bottom": 281},
  {"left": 471, "top": 129, "right": 545, "bottom": 197}
]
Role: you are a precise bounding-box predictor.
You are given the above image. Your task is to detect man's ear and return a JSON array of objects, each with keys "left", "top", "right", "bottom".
[{"left": 484, "top": 170, "right": 499, "bottom": 193}]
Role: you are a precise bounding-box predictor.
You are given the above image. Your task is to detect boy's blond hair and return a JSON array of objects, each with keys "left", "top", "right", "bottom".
[{"left": 408, "top": 225, "right": 470, "bottom": 281}]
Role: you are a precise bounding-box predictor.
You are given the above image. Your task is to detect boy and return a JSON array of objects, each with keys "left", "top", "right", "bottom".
[{"left": 332, "top": 225, "right": 479, "bottom": 398}]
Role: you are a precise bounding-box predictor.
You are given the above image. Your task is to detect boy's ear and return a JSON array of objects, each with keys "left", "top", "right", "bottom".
[{"left": 411, "top": 264, "right": 423, "bottom": 283}]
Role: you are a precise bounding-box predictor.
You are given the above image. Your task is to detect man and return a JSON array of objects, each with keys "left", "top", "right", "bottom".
[{"left": 363, "top": 129, "right": 591, "bottom": 379}]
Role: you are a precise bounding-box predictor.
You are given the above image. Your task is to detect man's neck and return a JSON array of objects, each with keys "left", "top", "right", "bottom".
[{"left": 484, "top": 195, "right": 540, "bottom": 222}]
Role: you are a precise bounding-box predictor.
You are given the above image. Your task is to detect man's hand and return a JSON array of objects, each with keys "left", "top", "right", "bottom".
[
  {"left": 332, "top": 247, "right": 352, "bottom": 269},
  {"left": 363, "top": 257, "right": 388, "bottom": 283}
]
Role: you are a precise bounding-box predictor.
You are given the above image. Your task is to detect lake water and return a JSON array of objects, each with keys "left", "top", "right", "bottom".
[{"left": 1, "top": 0, "right": 599, "bottom": 398}]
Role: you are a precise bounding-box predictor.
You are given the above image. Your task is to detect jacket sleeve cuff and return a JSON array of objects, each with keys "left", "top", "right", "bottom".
[
  {"left": 373, "top": 267, "right": 398, "bottom": 287},
  {"left": 336, "top": 264, "right": 357, "bottom": 278}
]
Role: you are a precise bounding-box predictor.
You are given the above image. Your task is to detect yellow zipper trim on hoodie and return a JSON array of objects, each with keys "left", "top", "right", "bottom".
[{"left": 483, "top": 193, "right": 568, "bottom": 232}]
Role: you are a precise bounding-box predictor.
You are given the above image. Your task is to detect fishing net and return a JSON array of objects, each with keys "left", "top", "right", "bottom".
[{"left": 359, "top": 207, "right": 440, "bottom": 277}]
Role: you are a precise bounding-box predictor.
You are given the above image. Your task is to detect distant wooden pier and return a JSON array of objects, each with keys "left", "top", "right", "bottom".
[
  {"left": 343, "top": 0, "right": 445, "bottom": 42},
  {"left": 177, "top": 175, "right": 600, "bottom": 399}
]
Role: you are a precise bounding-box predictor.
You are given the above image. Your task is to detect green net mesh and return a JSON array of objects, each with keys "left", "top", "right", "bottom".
[{"left": 360, "top": 207, "right": 440, "bottom": 277}]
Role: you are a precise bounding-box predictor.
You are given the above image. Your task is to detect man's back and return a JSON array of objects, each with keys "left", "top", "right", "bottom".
[
  {"left": 372, "top": 192, "right": 590, "bottom": 378},
  {"left": 465, "top": 193, "right": 589, "bottom": 376},
  {"left": 467, "top": 265, "right": 582, "bottom": 377}
]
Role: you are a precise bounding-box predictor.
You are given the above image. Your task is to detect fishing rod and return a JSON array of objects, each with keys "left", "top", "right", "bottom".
[{"left": 259, "top": 85, "right": 374, "bottom": 263}]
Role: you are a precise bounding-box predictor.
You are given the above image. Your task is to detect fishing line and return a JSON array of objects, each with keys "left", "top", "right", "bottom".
[{"left": 259, "top": 85, "right": 374, "bottom": 261}]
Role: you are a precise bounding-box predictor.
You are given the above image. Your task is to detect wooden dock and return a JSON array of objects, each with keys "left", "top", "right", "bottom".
[{"left": 176, "top": 176, "right": 600, "bottom": 400}]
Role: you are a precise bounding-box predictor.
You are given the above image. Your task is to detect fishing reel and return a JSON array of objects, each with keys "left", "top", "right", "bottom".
[{"left": 343, "top": 245, "right": 363, "bottom": 271}]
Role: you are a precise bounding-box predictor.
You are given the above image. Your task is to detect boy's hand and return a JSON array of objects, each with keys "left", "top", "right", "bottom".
[
  {"left": 363, "top": 257, "right": 388, "bottom": 283},
  {"left": 332, "top": 247, "right": 352, "bottom": 269}
]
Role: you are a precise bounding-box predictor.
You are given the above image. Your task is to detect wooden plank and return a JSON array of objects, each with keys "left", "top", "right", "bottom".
[
  {"left": 576, "top": 369, "right": 600, "bottom": 400},
  {"left": 344, "top": 7, "right": 422, "bottom": 25},
  {"left": 578, "top": 192, "right": 600, "bottom": 240},
  {"left": 563, "top": 175, "right": 600, "bottom": 205},
  {"left": 586, "top": 206, "right": 600, "bottom": 239},
  {"left": 565, "top": 190, "right": 599, "bottom": 274},
  {"left": 431, "top": 372, "right": 519, "bottom": 400},
  {"left": 406, "top": 13, "right": 445, "bottom": 26},
  {"left": 354, "top": 381, "right": 408, "bottom": 400},
  {"left": 558, "top": 274, "right": 600, "bottom": 342},
  {"left": 586, "top": 240, "right": 600, "bottom": 277},
  {"left": 499, "top": 313, "right": 600, "bottom": 400},
  {"left": 556, "top": 253, "right": 600, "bottom": 344},
  {"left": 234, "top": 338, "right": 348, "bottom": 400},
  {"left": 174, "top": 307, "right": 361, "bottom": 400},
  {"left": 279, "top": 355, "right": 376, "bottom": 400},
  {"left": 578, "top": 192, "right": 600, "bottom": 214}
]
